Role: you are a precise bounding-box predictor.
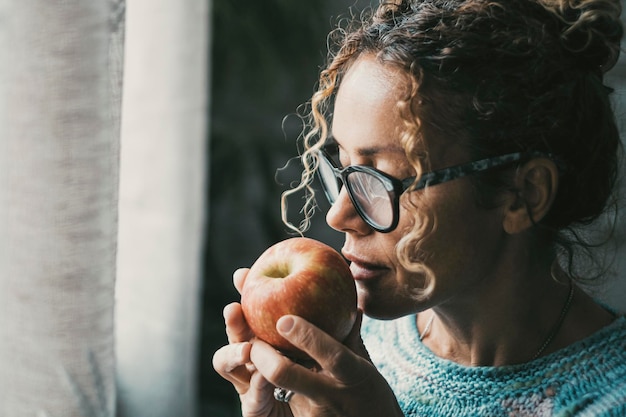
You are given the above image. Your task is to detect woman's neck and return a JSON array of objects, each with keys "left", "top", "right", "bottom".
[{"left": 418, "top": 264, "right": 613, "bottom": 367}]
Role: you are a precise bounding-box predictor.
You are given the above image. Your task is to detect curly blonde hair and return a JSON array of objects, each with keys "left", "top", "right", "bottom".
[{"left": 282, "top": 0, "right": 623, "bottom": 289}]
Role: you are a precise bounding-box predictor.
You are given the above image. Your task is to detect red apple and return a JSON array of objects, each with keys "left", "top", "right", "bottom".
[{"left": 241, "top": 237, "right": 357, "bottom": 359}]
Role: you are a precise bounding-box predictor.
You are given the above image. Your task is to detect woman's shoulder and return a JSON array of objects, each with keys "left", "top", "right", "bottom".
[
  {"left": 561, "top": 313, "right": 626, "bottom": 374},
  {"left": 562, "top": 312, "right": 626, "bottom": 365},
  {"left": 555, "top": 315, "right": 626, "bottom": 414},
  {"left": 361, "top": 313, "right": 626, "bottom": 366},
  {"left": 361, "top": 314, "right": 626, "bottom": 415}
]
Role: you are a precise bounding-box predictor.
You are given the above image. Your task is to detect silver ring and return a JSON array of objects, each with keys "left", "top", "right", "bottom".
[{"left": 273, "top": 387, "right": 294, "bottom": 403}]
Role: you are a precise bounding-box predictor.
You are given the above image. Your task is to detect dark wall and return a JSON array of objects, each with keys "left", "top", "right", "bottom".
[{"left": 200, "top": 1, "right": 373, "bottom": 414}]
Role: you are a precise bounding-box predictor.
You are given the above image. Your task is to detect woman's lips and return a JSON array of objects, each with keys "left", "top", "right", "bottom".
[{"left": 343, "top": 253, "right": 388, "bottom": 281}]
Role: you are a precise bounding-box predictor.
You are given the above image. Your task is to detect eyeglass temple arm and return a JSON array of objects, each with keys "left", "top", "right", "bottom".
[{"left": 403, "top": 152, "right": 558, "bottom": 191}]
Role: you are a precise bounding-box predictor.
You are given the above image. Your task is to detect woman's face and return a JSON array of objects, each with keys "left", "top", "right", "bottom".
[{"left": 327, "top": 55, "right": 508, "bottom": 319}]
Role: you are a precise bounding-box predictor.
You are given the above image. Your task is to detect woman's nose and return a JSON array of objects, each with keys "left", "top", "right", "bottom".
[{"left": 325, "top": 187, "right": 371, "bottom": 235}]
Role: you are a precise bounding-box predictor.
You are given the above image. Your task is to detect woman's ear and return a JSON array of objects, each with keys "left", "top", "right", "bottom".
[{"left": 502, "top": 158, "right": 559, "bottom": 234}]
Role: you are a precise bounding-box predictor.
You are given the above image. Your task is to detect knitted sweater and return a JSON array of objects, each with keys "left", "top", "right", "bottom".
[{"left": 362, "top": 314, "right": 626, "bottom": 416}]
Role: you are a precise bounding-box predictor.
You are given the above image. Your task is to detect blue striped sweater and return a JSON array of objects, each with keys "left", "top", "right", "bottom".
[{"left": 362, "top": 314, "right": 626, "bottom": 416}]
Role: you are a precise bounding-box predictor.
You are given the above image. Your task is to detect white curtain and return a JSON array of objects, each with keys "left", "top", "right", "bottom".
[
  {"left": 0, "top": 1, "right": 123, "bottom": 416},
  {"left": 115, "top": 0, "right": 211, "bottom": 416},
  {"left": 0, "top": 0, "right": 210, "bottom": 415}
]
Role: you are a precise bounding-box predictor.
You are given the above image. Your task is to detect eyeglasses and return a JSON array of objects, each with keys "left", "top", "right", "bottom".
[{"left": 316, "top": 147, "right": 550, "bottom": 233}]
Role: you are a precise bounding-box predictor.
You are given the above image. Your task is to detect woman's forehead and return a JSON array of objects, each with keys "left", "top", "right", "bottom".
[
  {"left": 332, "top": 55, "right": 468, "bottom": 166},
  {"left": 337, "top": 55, "right": 409, "bottom": 107},
  {"left": 332, "top": 57, "right": 407, "bottom": 149}
]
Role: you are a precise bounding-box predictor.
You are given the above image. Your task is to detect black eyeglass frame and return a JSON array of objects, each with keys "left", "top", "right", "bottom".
[{"left": 316, "top": 148, "right": 556, "bottom": 233}]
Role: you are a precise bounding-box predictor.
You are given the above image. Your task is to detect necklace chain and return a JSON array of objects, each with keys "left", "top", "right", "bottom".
[
  {"left": 532, "top": 280, "right": 574, "bottom": 360},
  {"left": 418, "top": 281, "right": 575, "bottom": 361}
]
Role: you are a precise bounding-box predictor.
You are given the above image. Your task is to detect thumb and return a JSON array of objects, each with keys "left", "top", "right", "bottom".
[
  {"left": 343, "top": 310, "right": 371, "bottom": 362},
  {"left": 233, "top": 268, "right": 249, "bottom": 294}
]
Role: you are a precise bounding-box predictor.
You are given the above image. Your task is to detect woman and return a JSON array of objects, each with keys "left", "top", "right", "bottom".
[{"left": 213, "top": 0, "right": 626, "bottom": 415}]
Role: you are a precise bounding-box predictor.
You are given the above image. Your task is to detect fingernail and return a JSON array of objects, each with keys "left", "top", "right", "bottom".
[{"left": 277, "top": 316, "right": 294, "bottom": 334}]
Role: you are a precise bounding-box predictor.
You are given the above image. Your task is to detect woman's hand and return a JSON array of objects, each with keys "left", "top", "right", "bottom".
[
  {"left": 213, "top": 268, "right": 404, "bottom": 417},
  {"left": 249, "top": 312, "right": 404, "bottom": 417},
  {"left": 212, "top": 268, "right": 293, "bottom": 417}
]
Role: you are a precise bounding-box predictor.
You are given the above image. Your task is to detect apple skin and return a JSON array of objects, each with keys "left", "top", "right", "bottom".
[{"left": 241, "top": 237, "right": 357, "bottom": 359}]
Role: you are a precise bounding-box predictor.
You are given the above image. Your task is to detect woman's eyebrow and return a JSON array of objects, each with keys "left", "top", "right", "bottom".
[
  {"left": 356, "top": 145, "right": 405, "bottom": 157},
  {"left": 329, "top": 135, "right": 404, "bottom": 157}
]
